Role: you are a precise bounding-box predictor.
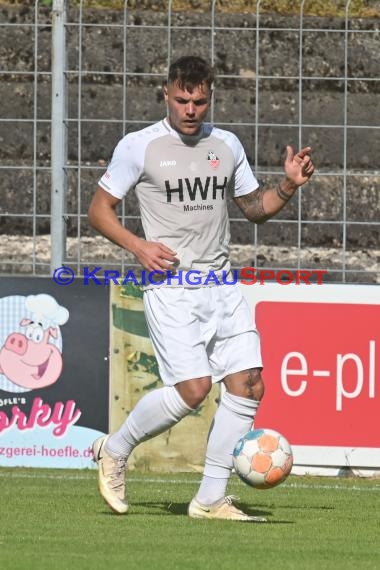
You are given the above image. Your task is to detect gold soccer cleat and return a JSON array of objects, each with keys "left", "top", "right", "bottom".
[
  {"left": 188, "top": 495, "right": 267, "bottom": 522},
  {"left": 92, "top": 435, "right": 128, "bottom": 515}
]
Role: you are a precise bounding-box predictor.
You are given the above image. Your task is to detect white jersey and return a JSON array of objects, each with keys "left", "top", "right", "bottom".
[{"left": 98, "top": 118, "right": 259, "bottom": 286}]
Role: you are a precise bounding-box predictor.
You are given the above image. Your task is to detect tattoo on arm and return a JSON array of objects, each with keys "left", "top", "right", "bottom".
[
  {"left": 235, "top": 181, "right": 297, "bottom": 224},
  {"left": 276, "top": 183, "right": 293, "bottom": 202},
  {"left": 235, "top": 188, "right": 270, "bottom": 223}
]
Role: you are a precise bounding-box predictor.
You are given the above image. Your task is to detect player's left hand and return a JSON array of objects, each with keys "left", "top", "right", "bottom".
[{"left": 284, "top": 146, "right": 314, "bottom": 187}]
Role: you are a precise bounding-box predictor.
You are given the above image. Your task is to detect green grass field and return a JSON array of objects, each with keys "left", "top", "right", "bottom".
[{"left": 0, "top": 468, "right": 379, "bottom": 570}]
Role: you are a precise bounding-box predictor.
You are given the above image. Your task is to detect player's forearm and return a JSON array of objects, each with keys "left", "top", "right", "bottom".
[
  {"left": 88, "top": 203, "right": 141, "bottom": 256},
  {"left": 237, "top": 178, "right": 299, "bottom": 224},
  {"left": 261, "top": 178, "right": 299, "bottom": 221}
]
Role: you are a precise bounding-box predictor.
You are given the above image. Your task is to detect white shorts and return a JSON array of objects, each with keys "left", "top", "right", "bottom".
[{"left": 143, "top": 284, "right": 262, "bottom": 386}]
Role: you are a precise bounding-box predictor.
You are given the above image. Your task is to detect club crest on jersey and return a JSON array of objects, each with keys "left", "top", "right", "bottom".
[{"left": 207, "top": 151, "right": 220, "bottom": 170}]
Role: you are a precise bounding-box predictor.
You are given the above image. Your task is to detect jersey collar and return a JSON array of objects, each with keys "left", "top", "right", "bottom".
[{"left": 162, "top": 118, "right": 212, "bottom": 145}]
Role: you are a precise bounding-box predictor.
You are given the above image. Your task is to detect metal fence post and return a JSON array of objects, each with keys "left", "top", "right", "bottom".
[{"left": 51, "top": 0, "right": 67, "bottom": 273}]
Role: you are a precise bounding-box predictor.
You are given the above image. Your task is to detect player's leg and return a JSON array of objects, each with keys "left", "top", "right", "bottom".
[
  {"left": 93, "top": 287, "right": 213, "bottom": 514},
  {"left": 93, "top": 377, "right": 211, "bottom": 514},
  {"left": 188, "top": 367, "right": 266, "bottom": 522},
  {"left": 189, "top": 285, "right": 266, "bottom": 521},
  {"left": 105, "top": 376, "right": 211, "bottom": 460},
  {"left": 195, "top": 368, "right": 264, "bottom": 497},
  {"left": 199, "top": 368, "right": 264, "bottom": 488}
]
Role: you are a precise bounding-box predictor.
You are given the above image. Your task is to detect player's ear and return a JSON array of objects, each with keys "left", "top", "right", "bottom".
[{"left": 162, "top": 82, "right": 168, "bottom": 102}]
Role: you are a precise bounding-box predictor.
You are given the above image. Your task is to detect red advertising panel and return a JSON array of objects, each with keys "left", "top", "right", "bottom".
[{"left": 254, "top": 301, "right": 379, "bottom": 448}]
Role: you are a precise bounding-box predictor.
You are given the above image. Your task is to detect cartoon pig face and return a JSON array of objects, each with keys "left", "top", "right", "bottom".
[{"left": 0, "top": 319, "right": 63, "bottom": 390}]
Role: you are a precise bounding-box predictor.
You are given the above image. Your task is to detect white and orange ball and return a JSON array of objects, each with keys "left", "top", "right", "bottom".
[{"left": 233, "top": 428, "right": 293, "bottom": 489}]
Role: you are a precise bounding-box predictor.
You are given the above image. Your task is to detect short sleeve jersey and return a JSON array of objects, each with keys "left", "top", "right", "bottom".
[{"left": 98, "top": 119, "right": 259, "bottom": 285}]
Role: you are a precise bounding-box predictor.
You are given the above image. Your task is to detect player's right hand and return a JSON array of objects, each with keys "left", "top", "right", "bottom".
[{"left": 132, "top": 239, "right": 179, "bottom": 272}]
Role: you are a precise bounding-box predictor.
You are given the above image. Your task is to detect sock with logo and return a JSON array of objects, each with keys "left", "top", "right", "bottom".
[
  {"left": 196, "top": 392, "right": 260, "bottom": 505},
  {"left": 105, "top": 386, "right": 193, "bottom": 459}
]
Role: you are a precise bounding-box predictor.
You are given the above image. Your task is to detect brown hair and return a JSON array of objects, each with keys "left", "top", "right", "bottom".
[{"left": 166, "top": 56, "right": 214, "bottom": 90}]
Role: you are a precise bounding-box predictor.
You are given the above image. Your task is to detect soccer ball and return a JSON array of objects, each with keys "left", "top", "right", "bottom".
[{"left": 232, "top": 428, "right": 293, "bottom": 489}]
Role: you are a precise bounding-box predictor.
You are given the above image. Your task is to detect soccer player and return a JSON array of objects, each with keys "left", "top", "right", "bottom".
[{"left": 88, "top": 55, "right": 314, "bottom": 521}]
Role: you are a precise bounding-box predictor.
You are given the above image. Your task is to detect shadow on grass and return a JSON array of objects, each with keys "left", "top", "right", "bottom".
[
  {"left": 132, "top": 500, "right": 282, "bottom": 521},
  {"left": 98, "top": 502, "right": 295, "bottom": 523},
  {"left": 96, "top": 500, "right": 300, "bottom": 523},
  {"left": 276, "top": 504, "right": 335, "bottom": 511}
]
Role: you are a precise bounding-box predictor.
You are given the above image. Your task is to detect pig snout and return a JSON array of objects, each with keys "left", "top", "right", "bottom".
[{"left": 5, "top": 333, "right": 28, "bottom": 355}]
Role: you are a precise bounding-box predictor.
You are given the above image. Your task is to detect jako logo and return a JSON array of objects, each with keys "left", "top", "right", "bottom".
[{"left": 160, "top": 160, "right": 177, "bottom": 167}]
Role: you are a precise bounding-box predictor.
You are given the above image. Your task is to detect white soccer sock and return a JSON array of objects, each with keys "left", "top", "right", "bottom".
[
  {"left": 196, "top": 392, "right": 259, "bottom": 504},
  {"left": 105, "top": 386, "right": 193, "bottom": 459}
]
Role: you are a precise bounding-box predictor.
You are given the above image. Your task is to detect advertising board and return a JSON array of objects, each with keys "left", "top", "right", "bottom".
[
  {"left": 241, "top": 283, "right": 380, "bottom": 475},
  {"left": 0, "top": 278, "right": 108, "bottom": 468}
]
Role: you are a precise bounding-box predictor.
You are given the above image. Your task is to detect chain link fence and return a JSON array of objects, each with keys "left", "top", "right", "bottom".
[{"left": 0, "top": 0, "right": 379, "bottom": 282}]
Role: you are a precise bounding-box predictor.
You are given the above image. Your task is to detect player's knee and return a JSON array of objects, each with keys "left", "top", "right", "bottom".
[
  {"left": 247, "top": 368, "right": 265, "bottom": 401},
  {"left": 224, "top": 368, "right": 265, "bottom": 401},
  {"left": 175, "top": 376, "right": 212, "bottom": 409}
]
